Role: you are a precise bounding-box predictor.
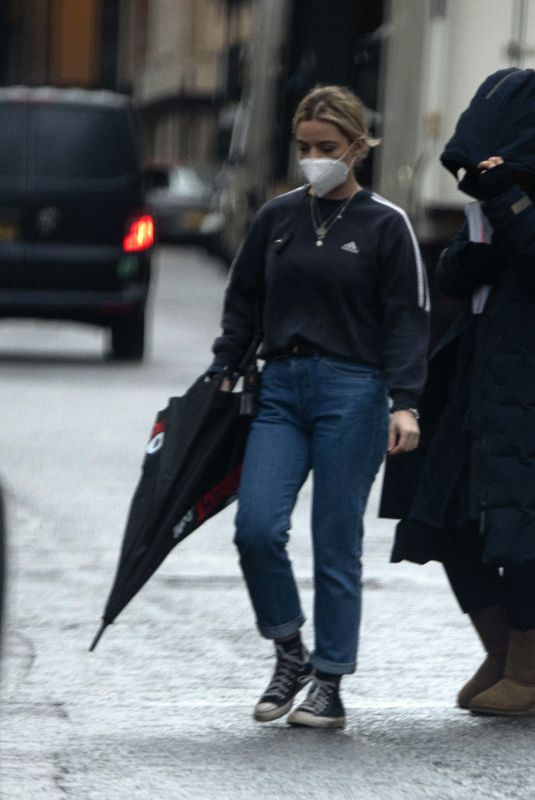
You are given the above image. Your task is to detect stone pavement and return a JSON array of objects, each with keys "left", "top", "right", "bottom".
[{"left": 1, "top": 247, "right": 534, "bottom": 799}]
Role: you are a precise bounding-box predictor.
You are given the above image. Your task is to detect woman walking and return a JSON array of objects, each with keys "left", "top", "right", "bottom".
[
  {"left": 209, "top": 85, "right": 430, "bottom": 728},
  {"left": 392, "top": 68, "right": 535, "bottom": 716}
]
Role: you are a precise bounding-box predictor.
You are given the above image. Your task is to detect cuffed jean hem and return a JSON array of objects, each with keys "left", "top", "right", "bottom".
[
  {"left": 257, "top": 613, "right": 306, "bottom": 641},
  {"left": 311, "top": 653, "right": 356, "bottom": 676}
]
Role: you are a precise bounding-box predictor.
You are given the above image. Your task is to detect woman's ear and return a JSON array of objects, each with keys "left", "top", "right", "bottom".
[{"left": 352, "top": 138, "right": 364, "bottom": 158}]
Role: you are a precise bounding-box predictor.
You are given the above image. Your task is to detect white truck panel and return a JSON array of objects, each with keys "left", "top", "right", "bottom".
[{"left": 420, "top": 0, "right": 528, "bottom": 208}]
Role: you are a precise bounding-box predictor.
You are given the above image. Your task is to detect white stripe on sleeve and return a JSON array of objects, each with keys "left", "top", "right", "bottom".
[{"left": 371, "top": 193, "right": 431, "bottom": 311}]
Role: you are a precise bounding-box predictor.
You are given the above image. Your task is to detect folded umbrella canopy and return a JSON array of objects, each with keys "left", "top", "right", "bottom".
[{"left": 89, "top": 370, "right": 253, "bottom": 650}]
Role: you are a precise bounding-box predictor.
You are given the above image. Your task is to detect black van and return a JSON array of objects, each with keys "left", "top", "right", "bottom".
[{"left": 0, "top": 87, "right": 154, "bottom": 360}]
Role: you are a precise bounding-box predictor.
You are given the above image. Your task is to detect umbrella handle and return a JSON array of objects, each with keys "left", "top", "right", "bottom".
[{"left": 89, "top": 620, "right": 108, "bottom": 652}]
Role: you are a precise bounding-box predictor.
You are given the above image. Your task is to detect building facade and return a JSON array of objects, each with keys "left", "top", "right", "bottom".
[
  {"left": 1, "top": 0, "right": 119, "bottom": 89},
  {"left": 1, "top": 0, "right": 253, "bottom": 166},
  {"left": 118, "top": 0, "right": 253, "bottom": 164}
]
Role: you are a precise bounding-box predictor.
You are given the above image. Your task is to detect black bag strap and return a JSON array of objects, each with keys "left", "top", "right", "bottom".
[{"left": 236, "top": 301, "right": 262, "bottom": 375}]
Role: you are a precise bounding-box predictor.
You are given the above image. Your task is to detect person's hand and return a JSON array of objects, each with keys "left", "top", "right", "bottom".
[
  {"left": 387, "top": 410, "right": 420, "bottom": 456},
  {"left": 477, "top": 156, "right": 504, "bottom": 171},
  {"left": 206, "top": 371, "right": 233, "bottom": 391},
  {"left": 458, "top": 156, "right": 513, "bottom": 200}
]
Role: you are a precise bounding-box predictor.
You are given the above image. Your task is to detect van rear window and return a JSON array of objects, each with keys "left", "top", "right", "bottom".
[
  {"left": 30, "top": 105, "right": 138, "bottom": 180},
  {"left": 0, "top": 106, "right": 27, "bottom": 177}
]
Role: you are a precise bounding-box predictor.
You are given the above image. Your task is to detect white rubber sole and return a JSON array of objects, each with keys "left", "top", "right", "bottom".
[
  {"left": 253, "top": 698, "right": 294, "bottom": 722},
  {"left": 287, "top": 709, "right": 346, "bottom": 729}
]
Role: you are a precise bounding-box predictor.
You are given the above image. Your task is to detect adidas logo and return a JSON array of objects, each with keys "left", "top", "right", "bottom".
[{"left": 341, "top": 241, "right": 359, "bottom": 253}]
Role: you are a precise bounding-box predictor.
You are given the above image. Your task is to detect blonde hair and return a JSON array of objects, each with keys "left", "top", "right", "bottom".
[{"left": 292, "top": 85, "right": 379, "bottom": 163}]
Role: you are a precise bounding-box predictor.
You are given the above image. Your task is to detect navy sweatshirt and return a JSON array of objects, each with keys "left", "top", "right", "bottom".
[{"left": 210, "top": 186, "right": 430, "bottom": 410}]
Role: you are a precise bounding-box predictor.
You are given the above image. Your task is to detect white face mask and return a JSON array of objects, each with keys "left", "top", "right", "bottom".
[{"left": 299, "top": 143, "right": 355, "bottom": 197}]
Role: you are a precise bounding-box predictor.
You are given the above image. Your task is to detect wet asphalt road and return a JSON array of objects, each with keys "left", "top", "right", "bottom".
[{"left": 1, "top": 246, "right": 534, "bottom": 800}]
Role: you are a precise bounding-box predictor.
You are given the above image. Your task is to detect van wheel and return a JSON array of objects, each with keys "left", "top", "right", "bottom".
[{"left": 111, "top": 314, "right": 145, "bottom": 361}]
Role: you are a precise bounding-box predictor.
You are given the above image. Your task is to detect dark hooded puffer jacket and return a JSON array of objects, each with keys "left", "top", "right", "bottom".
[{"left": 391, "top": 68, "right": 535, "bottom": 566}]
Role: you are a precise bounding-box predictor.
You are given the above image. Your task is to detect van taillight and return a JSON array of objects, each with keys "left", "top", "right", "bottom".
[{"left": 123, "top": 215, "right": 154, "bottom": 252}]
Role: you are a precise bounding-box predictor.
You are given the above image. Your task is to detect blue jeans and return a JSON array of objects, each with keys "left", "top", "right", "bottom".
[{"left": 234, "top": 355, "right": 388, "bottom": 675}]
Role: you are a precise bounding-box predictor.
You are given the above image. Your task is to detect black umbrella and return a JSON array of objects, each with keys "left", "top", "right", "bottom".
[{"left": 89, "top": 369, "right": 255, "bottom": 651}]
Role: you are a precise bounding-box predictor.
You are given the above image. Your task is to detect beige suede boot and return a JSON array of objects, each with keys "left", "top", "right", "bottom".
[
  {"left": 457, "top": 604, "right": 509, "bottom": 709},
  {"left": 457, "top": 654, "right": 506, "bottom": 709},
  {"left": 470, "top": 629, "right": 535, "bottom": 716}
]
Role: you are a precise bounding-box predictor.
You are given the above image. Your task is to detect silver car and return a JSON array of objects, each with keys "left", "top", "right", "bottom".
[{"left": 144, "top": 163, "right": 224, "bottom": 254}]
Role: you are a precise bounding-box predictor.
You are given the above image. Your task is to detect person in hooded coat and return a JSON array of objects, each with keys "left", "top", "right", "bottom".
[{"left": 389, "top": 68, "right": 535, "bottom": 716}]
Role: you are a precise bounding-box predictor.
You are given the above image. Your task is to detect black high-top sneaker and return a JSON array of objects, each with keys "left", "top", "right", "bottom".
[
  {"left": 254, "top": 642, "right": 313, "bottom": 722},
  {"left": 287, "top": 677, "right": 346, "bottom": 728}
]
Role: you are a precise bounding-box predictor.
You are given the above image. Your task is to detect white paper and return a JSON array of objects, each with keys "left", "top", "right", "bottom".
[{"left": 464, "top": 201, "right": 492, "bottom": 313}]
